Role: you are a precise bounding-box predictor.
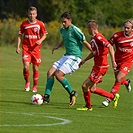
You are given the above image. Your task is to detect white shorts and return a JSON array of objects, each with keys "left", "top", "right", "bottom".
[{"left": 53, "top": 55, "right": 81, "bottom": 74}]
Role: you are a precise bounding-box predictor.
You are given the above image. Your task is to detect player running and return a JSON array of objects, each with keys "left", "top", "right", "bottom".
[
  {"left": 102, "top": 19, "right": 133, "bottom": 107},
  {"left": 76, "top": 20, "right": 119, "bottom": 111},
  {"left": 43, "top": 12, "right": 92, "bottom": 106},
  {"left": 16, "top": 6, "right": 48, "bottom": 92}
]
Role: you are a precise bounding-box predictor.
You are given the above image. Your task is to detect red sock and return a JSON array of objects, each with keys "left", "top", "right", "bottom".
[
  {"left": 83, "top": 91, "right": 92, "bottom": 108},
  {"left": 121, "top": 78, "right": 128, "bottom": 85},
  {"left": 93, "top": 88, "right": 114, "bottom": 99},
  {"left": 23, "top": 69, "right": 30, "bottom": 83},
  {"left": 111, "top": 81, "right": 121, "bottom": 95},
  {"left": 33, "top": 70, "right": 39, "bottom": 86}
]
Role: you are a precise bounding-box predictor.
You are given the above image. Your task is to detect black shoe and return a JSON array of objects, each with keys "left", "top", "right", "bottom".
[
  {"left": 125, "top": 79, "right": 131, "bottom": 92},
  {"left": 69, "top": 90, "right": 78, "bottom": 106},
  {"left": 43, "top": 94, "right": 50, "bottom": 103}
]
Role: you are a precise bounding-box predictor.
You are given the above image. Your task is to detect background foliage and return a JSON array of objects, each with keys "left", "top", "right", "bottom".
[{"left": 0, "top": 0, "right": 133, "bottom": 46}]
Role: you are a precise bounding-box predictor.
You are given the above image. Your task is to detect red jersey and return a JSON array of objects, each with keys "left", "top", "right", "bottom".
[
  {"left": 19, "top": 20, "right": 48, "bottom": 51},
  {"left": 91, "top": 32, "right": 110, "bottom": 67},
  {"left": 109, "top": 31, "right": 133, "bottom": 63}
]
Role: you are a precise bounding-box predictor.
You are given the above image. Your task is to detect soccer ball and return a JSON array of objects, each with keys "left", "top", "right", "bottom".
[{"left": 31, "top": 94, "right": 43, "bottom": 105}]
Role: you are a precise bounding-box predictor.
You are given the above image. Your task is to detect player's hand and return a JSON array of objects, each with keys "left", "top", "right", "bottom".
[
  {"left": 36, "top": 40, "right": 42, "bottom": 45},
  {"left": 52, "top": 46, "right": 58, "bottom": 54},
  {"left": 79, "top": 60, "right": 85, "bottom": 68},
  {"left": 112, "top": 61, "right": 117, "bottom": 70},
  {"left": 16, "top": 48, "right": 21, "bottom": 54}
]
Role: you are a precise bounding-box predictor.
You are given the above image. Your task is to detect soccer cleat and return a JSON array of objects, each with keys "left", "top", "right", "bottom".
[
  {"left": 24, "top": 82, "right": 30, "bottom": 92},
  {"left": 76, "top": 106, "right": 93, "bottom": 111},
  {"left": 102, "top": 99, "right": 110, "bottom": 107},
  {"left": 125, "top": 79, "right": 131, "bottom": 92},
  {"left": 69, "top": 90, "right": 78, "bottom": 106},
  {"left": 113, "top": 93, "right": 120, "bottom": 108},
  {"left": 43, "top": 94, "right": 50, "bottom": 103},
  {"left": 32, "top": 86, "right": 37, "bottom": 92}
]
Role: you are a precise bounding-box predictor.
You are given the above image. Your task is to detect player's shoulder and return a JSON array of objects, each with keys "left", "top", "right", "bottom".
[
  {"left": 72, "top": 24, "right": 82, "bottom": 32},
  {"left": 21, "top": 20, "right": 29, "bottom": 25},
  {"left": 36, "top": 20, "right": 45, "bottom": 25},
  {"left": 113, "top": 31, "right": 123, "bottom": 38}
]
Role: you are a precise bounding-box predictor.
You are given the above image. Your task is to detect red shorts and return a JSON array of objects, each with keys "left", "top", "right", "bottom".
[
  {"left": 116, "top": 61, "right": 132, "bottom": 75},
  {"left": 89, "top": 66, "right": 108, "bottom": 83},
  {"left": 22, "top": 50, "right": 41, "bottom": 65}
]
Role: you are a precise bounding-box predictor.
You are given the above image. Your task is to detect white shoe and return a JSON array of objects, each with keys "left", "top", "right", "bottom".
[
  {"left": 24, "top": 82, "right": 30, "bottom": 92},
  {"left": 125, "top": 79, "right": 131, "bottom": 92},
  {"left": 102, "top": 99, "right": 110, "bottom": 107}
]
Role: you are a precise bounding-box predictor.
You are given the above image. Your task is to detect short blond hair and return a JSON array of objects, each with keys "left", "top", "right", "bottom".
[
  {"left": 28, "top": 6, "right": 37, "bottom": 13},
  {"left": 124, "top": 18, "right": 133, "bottom": 28},
  {"left": 87, "top": 20, "right": 98, "bottom": 29}
]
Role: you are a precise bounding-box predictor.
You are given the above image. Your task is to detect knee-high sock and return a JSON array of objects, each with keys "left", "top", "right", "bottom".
[
  {"left": 60, "top": 78, "right": 73, "bottom": 94},
  {"left": 44, "top": 78, "right": 54, "bottom": 95},
  {"left": 92, "top": 88, "right": 114, "bottom": 99},
  {"left": 121, "top": 78, "right": 128, "bottom": 85},
  {"left": 33, "top": 70, "right": 39, "bottom": 86},
  {"left": 110, "top": 81, "right": 121, "bottom": 95},
  {"left": 83, "top": 91, "right": 92, "bottom": 108},
  {"left": 23, "top": 69, "right": 29, "bottom": 83}
]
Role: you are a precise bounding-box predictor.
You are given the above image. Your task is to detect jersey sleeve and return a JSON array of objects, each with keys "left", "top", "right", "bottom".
[
  {"left": 108, "top": 33, "right": 117, "bottom": 46},
  {"left": 74, "top": 26, "right": 86, "bottom": 42},
  {"left": 40, "top": 22, "right": 48, "bottom": 35},
  {"left": 18, "top": 22, "right": 24, "bottom": 35},
  {"left": 97, "top": 34, "right": 110, "bottom": 47}
]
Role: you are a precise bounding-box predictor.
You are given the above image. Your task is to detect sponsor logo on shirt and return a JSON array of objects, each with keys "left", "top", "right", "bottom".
[
  {"left": 25, "top": 35, "right": 38, "bottom": 39},
  {"left": 119, "top": 47, "right": 132, "bottom": 53}
]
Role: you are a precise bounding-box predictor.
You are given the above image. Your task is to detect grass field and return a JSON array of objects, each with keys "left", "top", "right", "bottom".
[{"left": 0, "top": 46, "right": 133, "bottom": 133}]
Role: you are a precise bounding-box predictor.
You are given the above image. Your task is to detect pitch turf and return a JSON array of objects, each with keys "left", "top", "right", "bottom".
[{"left": 0, "top": 46, "right": 132, "bottom": 133}]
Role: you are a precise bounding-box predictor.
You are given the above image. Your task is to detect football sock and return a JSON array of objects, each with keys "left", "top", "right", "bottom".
[
  {"left": 33, "top": 70, "right": 39, "bottom": 86},
  {"left": 23, "top": 69, "right": 30, "bottom": 83},
  {"left": 111, "top": 81, "right": 121, "bottom": 95},
  {"left": 60, "top": 78, "right": 73, "bottom": 94},
  {"left": 121, "top": 78, "right": 128, "bottom": 85},
  {"left": 44, "top": 78, "right": 54, "bottom": 95},
  {"left": 92, "top": 88, "right": 114, "bottom": 99},
  {"left": 83, "top": 91, "right": 92, "bottom": 108}
]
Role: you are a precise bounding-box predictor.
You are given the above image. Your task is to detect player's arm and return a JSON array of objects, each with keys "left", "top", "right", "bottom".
[
  {"left": 52, "top": 41, "right": 64, "bottom": 54},
  {"left": 16, "top": 34, "right": 22, "bottom": 54},
  {"left": 83, "top": 40, "right": 92, "bottom": 51},
  {"left": 108, "top": 44, "right": 117, "bottom": 70},
  {"left": 79, "top": 52, "right": 94, "bottom": 67},
  {"left": 36, "top": 34, "right": 47, "bottom": 45}
]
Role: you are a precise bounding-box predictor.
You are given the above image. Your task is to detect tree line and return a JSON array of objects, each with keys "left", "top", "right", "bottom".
[{"left": 1, "top": 0, "right": 133, "bottom": 27}]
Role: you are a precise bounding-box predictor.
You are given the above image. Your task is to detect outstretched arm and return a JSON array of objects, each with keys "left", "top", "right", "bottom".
[
  {"left": 52, "top": 41, "right": 64, "bottom": 54},
  {"left": 79, "top": 52, "right": 94, "bottom": 67},
  {"left": 108, "top": 44, "right": 117, "bottom": 70},
  {"left": 83, "top": 40, "right": 92, "bottom": 51}
]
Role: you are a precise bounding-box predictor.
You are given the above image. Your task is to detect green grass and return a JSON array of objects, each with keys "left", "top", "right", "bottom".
[{"left": 0, "top": 46, "right": 133, "bottom": 133}]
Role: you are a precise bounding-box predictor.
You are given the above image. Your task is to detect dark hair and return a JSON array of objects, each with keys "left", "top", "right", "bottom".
[{"left": 61, "top": 12, "right": 72, "bottom": 19}]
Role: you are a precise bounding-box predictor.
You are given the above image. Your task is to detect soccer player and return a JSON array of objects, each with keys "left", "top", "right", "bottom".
[
  {"left": 16, "top": 6, "right": 48, "bottom": 92},
  {"left": 43, "top": 12, "right": 92, "bottom": 106},
  {"left": 76, "top": 20, "right": 119, "bottom": 111},
  {"left": 102, "top": 19, "right": 133, "bottom": 107}
]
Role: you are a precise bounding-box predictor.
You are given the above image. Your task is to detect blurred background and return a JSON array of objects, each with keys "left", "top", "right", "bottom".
[{"left": 0, "top": 0, "right": 133, "bottom": 47}]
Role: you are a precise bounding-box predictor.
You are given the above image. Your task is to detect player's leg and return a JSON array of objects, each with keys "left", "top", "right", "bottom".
[
  {"left": 55, "top": 56, "right": 80, "bottom": 106},
  {"left": 76, "top": 78, "right": 93, "bottom": 111},
  {"left": 43, "top": 67, "right": 56, "bottom": 103},
  {"left": 32, "top": 64, "right": 39, "bottom": 92},
  {"left": 23, "top": 62, "right": 30, "bottom": 91},
  {"left": 55, "top": 70, "right": 78, "bottom": 106},
  {"left": 22, "top": 51, "right": 31, "bottom": 91}
]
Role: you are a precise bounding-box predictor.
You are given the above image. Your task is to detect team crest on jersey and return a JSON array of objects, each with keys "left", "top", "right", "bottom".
[{"left": 34, "top": 27, "right": 38, "bottom": 32}]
